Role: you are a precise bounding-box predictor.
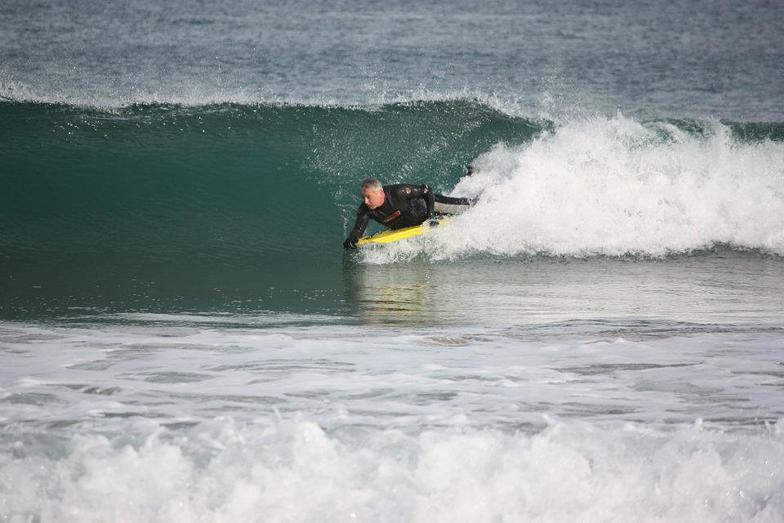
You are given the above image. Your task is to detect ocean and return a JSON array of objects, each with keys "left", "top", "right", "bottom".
[{"left": 2, "top": 0, "right": 784, "bottom": 521}]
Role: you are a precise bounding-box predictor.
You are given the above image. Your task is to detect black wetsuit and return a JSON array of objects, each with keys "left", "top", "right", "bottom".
[{"left": 345, "top": 184, "right": 472, "bottom": 248}]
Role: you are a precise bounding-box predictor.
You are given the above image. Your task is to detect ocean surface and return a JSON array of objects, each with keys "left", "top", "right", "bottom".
[{"left": 2, "top": 0, "right": 784, "bottom": 521}]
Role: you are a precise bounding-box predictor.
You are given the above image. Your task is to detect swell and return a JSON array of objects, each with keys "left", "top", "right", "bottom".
[
  {"left": 3, "top": 100, "right": 783, "bottom": 264},
  {"left": 2, "top": 100, "right": 784, "bottom": 314},
  {"left": 0, "top": 100, "right": 539, "bottom": 314}
]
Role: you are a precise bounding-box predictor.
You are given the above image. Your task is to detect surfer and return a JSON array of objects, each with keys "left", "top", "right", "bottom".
[{"left": 343, "top": 178, "right": 472, "bottom": 249}]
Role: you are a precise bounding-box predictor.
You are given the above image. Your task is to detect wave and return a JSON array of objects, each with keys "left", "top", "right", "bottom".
[
  {"left": 2, "top": 99, "right": 783, "bottom": 280},
  {"left": 360, "top": 113, "right": 784, "bottom": 262},
  {"left": 0, "top": 99, "right": 538, "bottom": 259}
]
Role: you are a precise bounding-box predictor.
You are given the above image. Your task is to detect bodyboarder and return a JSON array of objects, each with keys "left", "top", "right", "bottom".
[{"left": 343, "top": 178, "right": 472, "bottom": 249}]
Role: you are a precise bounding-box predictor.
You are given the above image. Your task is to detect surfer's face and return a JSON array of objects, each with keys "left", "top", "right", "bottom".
[{"left": 362, "top": 187, "right": 385, "bottom": 209}]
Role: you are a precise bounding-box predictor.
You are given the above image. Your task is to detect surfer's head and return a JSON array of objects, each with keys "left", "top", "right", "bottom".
[{"left": 361, "top": 178, "right": 385, "bottom": 209}]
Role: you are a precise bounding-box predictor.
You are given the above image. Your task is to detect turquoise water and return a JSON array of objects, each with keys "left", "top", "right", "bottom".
[
  {"left": 2, "top": 1, "right": 784, "bottom": 521},
  {"left": 2, "top": 101, "right": 783, "bottom": 318}
]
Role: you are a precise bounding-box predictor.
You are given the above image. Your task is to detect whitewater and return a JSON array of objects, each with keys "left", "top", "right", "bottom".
[
  {"left": 3, "top": 320, "right": 784, "bottom": 522},
  {"left": 362, "top": 114, "right": 784, "bottom": 262},
  {"left": 3, "top": 0, "right": 784, "bottom": 521}
]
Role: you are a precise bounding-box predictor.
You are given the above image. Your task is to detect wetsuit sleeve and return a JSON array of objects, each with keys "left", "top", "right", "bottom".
[
  {"left": 347, "top": 204, "right": 371, "bottom": 242},
  {"left": 397, "top": 184, "right": 435, "bottom": 218}
]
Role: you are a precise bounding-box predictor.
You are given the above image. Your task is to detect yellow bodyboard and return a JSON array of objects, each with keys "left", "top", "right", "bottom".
[{"left": 356, "top": 218, "right": 447, "bottom": 246}]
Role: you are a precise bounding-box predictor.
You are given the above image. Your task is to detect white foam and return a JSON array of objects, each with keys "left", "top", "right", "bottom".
[
  {"left": 3, "top": 319, "right": 784, "bottom": 520},
  {"left": 363, "top": 114, "right": 784, "bottom": 263},
  {"left": 2, "top": 419, "right": 783, "bottom": 522}
]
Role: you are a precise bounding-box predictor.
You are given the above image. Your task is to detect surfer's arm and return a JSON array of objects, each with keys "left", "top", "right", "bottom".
[{"left": 345, "top": 205, "right": 370, "bottom": 249}]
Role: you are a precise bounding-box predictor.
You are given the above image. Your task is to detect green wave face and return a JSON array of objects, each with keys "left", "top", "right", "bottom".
[
  {"left": 4, "top": 100, "right": 784, "bottom": 317},
  {"left": 0, "top": 101, "right": 541, "bottom": 316}
]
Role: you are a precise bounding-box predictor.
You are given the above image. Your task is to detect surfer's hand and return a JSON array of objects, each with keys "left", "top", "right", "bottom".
[{"left": 343, "top": 238, "right": 358, "bottom": 250}]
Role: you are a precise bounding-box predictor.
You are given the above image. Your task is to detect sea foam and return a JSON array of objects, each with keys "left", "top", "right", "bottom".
[{"left": 2, "top": 419, "right": 783, "bottom": 523}]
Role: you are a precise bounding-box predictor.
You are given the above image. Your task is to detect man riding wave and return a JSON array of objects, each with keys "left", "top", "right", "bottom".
[{"left": 343, "top": 178, "right": 472, "bottom": 249}]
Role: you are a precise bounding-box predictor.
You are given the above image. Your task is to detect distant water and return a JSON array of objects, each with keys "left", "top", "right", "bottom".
[
  {"left": 2, "top": 0, "right": 784, "bottom": 521},
  {"left": 2, "top": 0, "right": 783, "bottom": 119}
]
